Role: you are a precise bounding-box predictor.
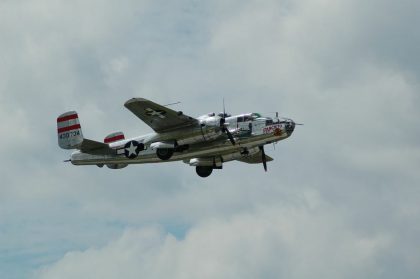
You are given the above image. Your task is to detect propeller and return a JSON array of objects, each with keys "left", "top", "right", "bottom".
[
  {"left": 223, "top": 126, "right": 236, "bottom": 145},
  {"left": 259, "top": 146, "right": 267, "bottom": 172},
  {"left": 220, "top": 98, "right": 236, "bottom": 145}
]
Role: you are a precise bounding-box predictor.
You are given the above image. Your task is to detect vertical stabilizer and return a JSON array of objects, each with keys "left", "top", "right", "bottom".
[
  {"left": 57, "top": 111, "right": 84, "bottom": 149},
  {"left": 104, "top": 132, "right": 125, "bottom": 144}
]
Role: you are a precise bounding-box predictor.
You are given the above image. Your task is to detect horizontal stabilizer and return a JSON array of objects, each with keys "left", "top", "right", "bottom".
[{"left": 80, "top": 139, "right": 114, "bottom": 155}]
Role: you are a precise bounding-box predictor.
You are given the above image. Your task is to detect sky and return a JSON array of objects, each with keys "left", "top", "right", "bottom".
[{"left": 0, "top": 0, "right": 419, "bottom": 278}]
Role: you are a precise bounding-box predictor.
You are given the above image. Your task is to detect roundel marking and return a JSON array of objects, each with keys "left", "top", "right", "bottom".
[{"left": 124, "top": 141, "right": 144, "bottom": 159}]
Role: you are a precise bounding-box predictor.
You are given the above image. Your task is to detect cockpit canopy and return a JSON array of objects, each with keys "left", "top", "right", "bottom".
[
  {"left": 199, "top": 112, "right": 279, "bottom": 126},
  {"left": 234, "top": 113, "right": 280, "bottom": 126},
  {"left": 236, "top": 113, "right": 262, "bottom": 122}
]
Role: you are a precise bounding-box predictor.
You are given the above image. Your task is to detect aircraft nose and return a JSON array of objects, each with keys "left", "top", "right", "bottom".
[{"left": 285, "top": 120, "right": 295, "bottom": 134}]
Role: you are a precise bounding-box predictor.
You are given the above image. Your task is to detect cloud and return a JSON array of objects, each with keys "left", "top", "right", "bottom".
[
  {"left": 36, "top": 198, "right": 393, "bottom": 279},
  {"left": 0, "top": 0, "right": 419, "bottom": 278}
]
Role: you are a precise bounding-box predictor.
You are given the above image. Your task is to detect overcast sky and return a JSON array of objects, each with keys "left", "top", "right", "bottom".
[{"left": 1, "top": 0, "right": 419, "bottom": 278}]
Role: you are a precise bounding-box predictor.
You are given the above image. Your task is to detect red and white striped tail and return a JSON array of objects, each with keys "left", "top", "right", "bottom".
[
  {"left": 104, "top": 132, "right": 125, "bottom": 144},
  {"left": 57, "top": 111, "right": 84, "bottom": 149}
]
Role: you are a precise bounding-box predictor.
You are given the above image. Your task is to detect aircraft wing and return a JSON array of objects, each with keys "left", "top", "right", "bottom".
[
  {"left": 236, "top": 152, "right": 274, "bottom": 164},
  {"left": 124, "top": 98, "right": 199, "bottom": 133}
]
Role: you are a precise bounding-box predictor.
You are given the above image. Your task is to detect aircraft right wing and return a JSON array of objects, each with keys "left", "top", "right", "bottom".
[{"left": 124, "top": 98, "right": 199, "bottom": 133}]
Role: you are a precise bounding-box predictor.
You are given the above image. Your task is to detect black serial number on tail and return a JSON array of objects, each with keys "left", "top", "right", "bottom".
[{"left": 59, "top": 130, "right": 80, "bottom": 139}]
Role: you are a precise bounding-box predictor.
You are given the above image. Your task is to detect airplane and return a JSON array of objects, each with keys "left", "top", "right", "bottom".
[{"left": 57, "top": 98, "right": 300, "bottom": 177}]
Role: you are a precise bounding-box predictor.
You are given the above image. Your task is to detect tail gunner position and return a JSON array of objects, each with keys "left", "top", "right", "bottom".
[{"left": 57, "top": 98, "right": 300, "bottom": 177}]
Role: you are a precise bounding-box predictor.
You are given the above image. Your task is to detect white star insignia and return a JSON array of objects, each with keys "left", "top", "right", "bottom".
[
  {"left": 125, "top": 142, "right": 138, "bottom": 156},
  {"left": 145, "top": 108, "right": 166, "bottom": 119}
]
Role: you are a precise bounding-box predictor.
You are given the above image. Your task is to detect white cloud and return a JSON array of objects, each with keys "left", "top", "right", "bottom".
[
  {"left": 0, "top": 0, "right": 419, "bottom": 278},
  {"left": 36, "top": 199, "right": 393, "bottom": 279}
]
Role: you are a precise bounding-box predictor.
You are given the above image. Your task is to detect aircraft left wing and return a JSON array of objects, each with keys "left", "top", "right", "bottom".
[
  {"left": 124, "top": 98, "right": 199, "bottom": 133},
  {"left": 236, "top": 152, "right": 274, "bottom": 164}
]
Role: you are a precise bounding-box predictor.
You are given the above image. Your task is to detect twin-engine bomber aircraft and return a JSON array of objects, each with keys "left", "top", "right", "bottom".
[{"left": 57, "top": 98, "right": 300, "bottom": 177}]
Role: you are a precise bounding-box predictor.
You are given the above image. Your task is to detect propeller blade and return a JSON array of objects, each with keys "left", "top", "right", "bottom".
[
  {"left": 225, "top": 129, "right": 236, "bottom": 145},
  {"left": 223, "top": 97, "right": 226, "bottom": 116},
  {"left": 259, "top": 146, "right": 267, "bottom": 172},
  {"left": 220, "top": 98, "right": 235, "bottom": 145}
]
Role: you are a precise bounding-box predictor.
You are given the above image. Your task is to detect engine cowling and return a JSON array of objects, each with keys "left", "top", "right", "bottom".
[
  {"left": 200, "top": 115, "right": 220, "bottom": 127},
  {"left": 106, "top": 164, "right": 128, "bottom": 169},
  {"left": 150, "top": 141, "right": 176, "bottom": 150},
  {"left": 188, "top": 157, "right": 223, "bottom": 167}
]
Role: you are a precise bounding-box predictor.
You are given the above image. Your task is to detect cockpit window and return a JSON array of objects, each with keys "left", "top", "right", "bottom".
[
  {"left": 244, "top": 115, "right": 252, "bottom": 122},
  {"left": 266, "top": 119, "right": 273, "bottom": 125},
  {"left": 237, "top": 116, "right": 244, "bottom": 122}
]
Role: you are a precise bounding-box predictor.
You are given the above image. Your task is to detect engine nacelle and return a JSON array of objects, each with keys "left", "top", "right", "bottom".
[
  {"left": 221, "top": 147, "right": 260, "bottom": 162},
  {"left": 151, "top": 115, "right": 225, "bottom": 149},
  {"left": 150, "top": 141, "right": 176, "bottom": 150},
  {"left": 188, "top": 157, "right": 222, "bottom": 167},
  {"left": 106, "top": 163, "right": 128, "bottom": 169},
  {"left": 200, "top": 115, "right": 220, "bottom": 127},
  {"left": 177, "top": 116, "right": 222, "bottom": 145}
]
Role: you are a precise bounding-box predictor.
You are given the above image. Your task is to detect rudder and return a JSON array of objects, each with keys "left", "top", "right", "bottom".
[
  {"left": 104, "top": 132, "right": 125, "bottom": 144},
  {"left": 57, "top": 111, "right": 84, "bottom": 149}
]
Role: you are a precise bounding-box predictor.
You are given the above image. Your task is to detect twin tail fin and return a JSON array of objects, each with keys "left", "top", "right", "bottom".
[
  {"left": 57, "top": 111, "right": 83, "bottom": 149},
  {"left": 57, "top": 111, "right": 113, "bottom": 155}
]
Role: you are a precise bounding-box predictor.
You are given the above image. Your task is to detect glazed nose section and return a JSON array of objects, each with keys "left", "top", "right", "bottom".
[{"left": 285, "top": 119, "right": 295, "bottom": 134}]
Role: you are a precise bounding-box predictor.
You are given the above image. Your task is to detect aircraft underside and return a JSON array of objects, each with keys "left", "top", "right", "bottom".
[{"left": 70, "top": 133, "right": 287, "bottom": 178}]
